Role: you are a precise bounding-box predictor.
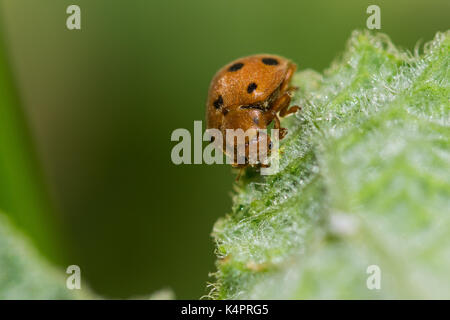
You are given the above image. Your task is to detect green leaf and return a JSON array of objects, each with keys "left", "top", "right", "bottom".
[
  {"left": 210, "top": 31, "right": 450, "bottom": 299},
  {"left": 0, "top": 212, "right": 84, "bottom": 299}
]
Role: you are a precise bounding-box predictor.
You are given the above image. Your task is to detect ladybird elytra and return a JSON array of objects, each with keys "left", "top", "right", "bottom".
[{"left": 206, "top": 54, "right": 300, "bottom": 170}]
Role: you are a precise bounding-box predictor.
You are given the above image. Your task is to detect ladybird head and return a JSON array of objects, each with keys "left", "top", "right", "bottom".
[
  {"left": 244, "top": 130, "right": 272, "bottom": 165},
  {"left": 227, "top": 130, "right": 271, "bottom": 166},
  {"left": 220, "top": 107, "right": 272, "bottom": 165}
]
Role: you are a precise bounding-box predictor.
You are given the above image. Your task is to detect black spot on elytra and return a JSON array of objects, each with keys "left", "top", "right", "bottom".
[
  {"left": 253, "top": 117, "right": 259, "bottom": 125},
  {"left": 262, "top": 57, "right": 279, "bottom": 65},
  {"left": 247, "top": 82, "right": 257, "bottom": 93},
  {"left": 228, "top": 62, "right": 244, "bottom": 72},
  {"left": 213, "top": 95, "right": 223, "bottom": 109},
  {"left": 222, "top": 108, "right": 229, "bottom": 116}
]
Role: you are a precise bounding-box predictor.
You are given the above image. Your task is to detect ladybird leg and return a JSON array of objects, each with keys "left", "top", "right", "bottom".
[
  {"left": 271, "top": 113, "right": 287, "bottom": 140},
  {"left": 271, "top": 92, "right": 290, "bottom": 113},
  {"left": 271, "top": 92, "right": 301, "bottom": 118},
  {"left": 287, "top": 86, "right": 299, "bottom": 96},
  {"left": 279, "top": 104, "right": 301, "bottom": 118}
]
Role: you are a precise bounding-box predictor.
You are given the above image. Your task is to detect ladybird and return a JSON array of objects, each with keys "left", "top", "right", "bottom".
[{"left": 206, "top": 54, "right": 300, "bottom": 170}]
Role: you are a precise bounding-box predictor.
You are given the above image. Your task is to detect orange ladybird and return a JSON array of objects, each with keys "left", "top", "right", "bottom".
[{"left": 206, "top": 54, "right": 300, "bottom": 170}]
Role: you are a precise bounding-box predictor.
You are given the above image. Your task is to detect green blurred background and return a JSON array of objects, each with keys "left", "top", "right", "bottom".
[{"left": 0, "top": 0, "right": 448, "bottom": 298}]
